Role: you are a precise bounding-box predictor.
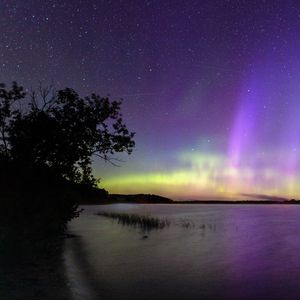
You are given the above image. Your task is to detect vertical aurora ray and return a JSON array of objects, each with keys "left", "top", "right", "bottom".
[{"left": 228, "top": 75, "right": 261, "bottom": 168}]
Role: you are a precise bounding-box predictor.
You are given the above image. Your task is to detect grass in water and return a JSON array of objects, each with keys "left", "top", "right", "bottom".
[{"left": 97, "top": 212, "right": 170, "bottom": 230}]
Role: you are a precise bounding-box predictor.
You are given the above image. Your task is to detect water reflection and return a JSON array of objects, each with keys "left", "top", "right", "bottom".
[
  {"left": 66, "top": 204, "right": 300, "bottom": 300},
  {"left": 64, "top": 235, "right": 103, "bottom": 300}
]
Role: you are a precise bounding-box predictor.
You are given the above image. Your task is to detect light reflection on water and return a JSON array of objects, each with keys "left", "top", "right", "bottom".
[{"left": 65, "top": 204, "right": 300, "bottom": 300}]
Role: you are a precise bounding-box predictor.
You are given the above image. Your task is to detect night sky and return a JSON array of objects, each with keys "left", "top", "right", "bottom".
[{"left": 2, "top": 1, "right": 300, "bottom": 200}]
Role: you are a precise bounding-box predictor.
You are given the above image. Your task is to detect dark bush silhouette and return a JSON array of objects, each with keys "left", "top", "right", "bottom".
[{"left": 0, "top": 82, "right": 135, "bottom": 237}]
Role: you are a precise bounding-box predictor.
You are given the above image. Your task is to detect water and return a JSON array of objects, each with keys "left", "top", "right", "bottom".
[{"left": 65, "top": 204, "right": 300, "bottom": 300}]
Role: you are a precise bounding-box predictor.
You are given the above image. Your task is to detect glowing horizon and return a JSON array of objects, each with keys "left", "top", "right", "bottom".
[{"left": 100, "top": 149, "right": 300, "bottom": 200}]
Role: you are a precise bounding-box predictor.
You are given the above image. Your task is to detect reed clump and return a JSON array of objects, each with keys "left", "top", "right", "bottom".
[
  {"left": 97, "top": 212, "right": 170, "bottom": 230},
  {"left": 179, "top": 219, "right": 195, "bottom": 229}
]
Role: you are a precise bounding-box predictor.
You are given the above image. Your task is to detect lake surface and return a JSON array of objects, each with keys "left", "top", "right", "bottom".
[{"left": 65, "top": 204, "right": 300, "bottom": 300}]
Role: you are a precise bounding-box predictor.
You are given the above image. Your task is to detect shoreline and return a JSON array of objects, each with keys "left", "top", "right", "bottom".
[{"left": 82, "top": 200, "right": 300, "bottom": 205}]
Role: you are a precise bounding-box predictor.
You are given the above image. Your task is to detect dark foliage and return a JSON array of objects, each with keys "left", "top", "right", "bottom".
[{"left": 0, "top": 82, "right": 135, "bottom": 236}]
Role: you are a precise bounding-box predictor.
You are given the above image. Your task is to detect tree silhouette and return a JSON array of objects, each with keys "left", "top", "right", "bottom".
[
  {"left": 0, "top": 82, "right": 135, "bottom": 235},
  {"left": 0, "top": 82, "right": 25, "bottom": 156}
]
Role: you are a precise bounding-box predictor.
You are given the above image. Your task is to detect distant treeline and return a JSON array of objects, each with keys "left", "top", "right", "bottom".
[
  {"left": 175, "top": 200, "right": 300, "bottom": 204},
  {"left": 106, "top": 194, "right": 173, "bottom": 204}
]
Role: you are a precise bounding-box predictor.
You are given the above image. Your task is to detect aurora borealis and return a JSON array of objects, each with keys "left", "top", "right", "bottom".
[{"left": 2, "top": 1, "right": 300, "bottom": 200}]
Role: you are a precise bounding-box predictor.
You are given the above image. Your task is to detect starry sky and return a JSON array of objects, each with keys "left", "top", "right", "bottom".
[{"left": 2, "top": 0, "right": 300, "bottom": 200}]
